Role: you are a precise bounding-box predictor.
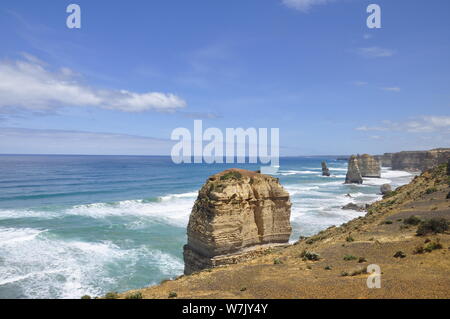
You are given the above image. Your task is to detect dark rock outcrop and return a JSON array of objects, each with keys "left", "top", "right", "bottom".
[
  {"left": 183, "top": 169, "right": 292, "bottom": 275},
  {"left": 321, "top": 161, "right": 330, "bottom": 177},
  {"left": 345, "top": 156, "right": 363, "bottom": 184},
  {"left": 380, "top": 184, "right": 392, "bottom": 195},
  {"left": 357, "top": 154, "right": 381, "bottom": 178}
]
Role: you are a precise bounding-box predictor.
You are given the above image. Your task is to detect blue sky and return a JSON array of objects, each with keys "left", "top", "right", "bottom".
[{"left": 0, "top": 0, "right": 449, "bottom": 155}]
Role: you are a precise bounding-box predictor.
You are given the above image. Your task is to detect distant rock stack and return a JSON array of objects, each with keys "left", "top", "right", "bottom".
[
  {"left": 357, "top": 154, "right": 381, "bottom": 178},
  {"left": 183, "top": 169, "right": 292, "bottom": 275},
  {"left": 321, "top": 161, "right": 331, "bottom": 177},
  {"left": 345, "top": 156, "right": 363, "bottom": 184}
]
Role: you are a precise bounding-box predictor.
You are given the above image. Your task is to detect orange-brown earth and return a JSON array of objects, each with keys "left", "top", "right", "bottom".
[{"left": 119, "top": 164, "right": 450, "bottom": 299}]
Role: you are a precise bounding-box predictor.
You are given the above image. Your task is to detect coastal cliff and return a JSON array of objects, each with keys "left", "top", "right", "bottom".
[
  {"left": 183, "top": 169, "right": 292, "bottom": 275},
  {"left": 390, "top": 148, "right": 450, "bottom": 172},
  {"left": 119, "top": 163, "right": 450, "bottom": 299}
]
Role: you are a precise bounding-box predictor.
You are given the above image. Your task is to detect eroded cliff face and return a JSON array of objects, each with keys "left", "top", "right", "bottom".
[
  {"left": 345, "top": 156, "right": 363, "bottom": 184},
  {"left": 357, "top": 154, "right": 381, "bottom": 178},
  {"left": 183, "top": 169, "right": 292, "bottom": 274},
  {"left": 375, "top": 153, "right": 393, "bottom": 167},
  {"left": 391, "top": 149, "right": 450, "bottom": 172}
]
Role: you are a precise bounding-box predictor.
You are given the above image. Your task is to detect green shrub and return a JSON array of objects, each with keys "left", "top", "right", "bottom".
[
  {"left": 424, "top": 239, "right": 443, "bottom": 252},
  {"left": 383, "top": 191, "right": 397, "bottom": 199},
  {"left": 81, "top": 295, "right": 91, "bottom": 299},
  {"left": 358, "top": 257, "right": 367, "bottom": 263},
  {"left": 413, "top": 246, "right": 425, "bottom": 254},
  {"left": 425, "top": 187, "right": 438, "bottom": 194},
  {"left": 343, "top": 255, "right": 357, "bottom": 261},
  {"left": 168, "top": 291, "right": 178, "bottom": 298},
  {"left": 404, "top": 215, "right": 422, "bottom": 226},
  {"left": 393, "top": 251, "right": 406, "bottom": 258},
  {"left": 416, "top": 218, "right": 449, "bottom": 236},
  {"left": 300, "top": 251, "right": 320, "bottom": 261},
  {"left": 220, "top": 171, "right": 242, "bottom": 181},
  {"left": 105, "top": 291, "right": 119, "bottom": 299},
  {"left": 382, "top": 220, "right": 393, "bottom": 225},
  {"left": 324, "top": 265, "right": 332, "bottom": 270},
  {"left": 345, "top": 236, "right": 354, "bottom": 242},
  {"left": 125, "top": 292, "right": 143, "bottom": 299},
  {"left": 350, "top": 267, "right": 367, "bottom": 276},
  {"left": 273, "top": 258, "right": 283, "bottom": 265}
]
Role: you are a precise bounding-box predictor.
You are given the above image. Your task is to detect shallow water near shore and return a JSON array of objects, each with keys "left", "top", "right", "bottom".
[{"left": 0, "top": 155, "right": 414, "bottom": 299}]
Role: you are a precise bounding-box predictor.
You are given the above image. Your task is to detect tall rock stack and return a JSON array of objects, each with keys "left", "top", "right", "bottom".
[
  {"left": 357, "top": 154, "right": 381, "bottom": 178},
  {"left": 345, "top": 156, "right": 363, "bottom": 184},
  {"left": 183, "top": 169, "right": 292, "bottom": 275},
  {"left": 321, "top": 161, "right": 331, "bottom": 177}
]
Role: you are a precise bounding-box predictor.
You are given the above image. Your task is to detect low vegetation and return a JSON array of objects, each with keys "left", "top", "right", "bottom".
[
  {"left": 104, "top": 291, "right": 119, "bottom": 299},
  {"left": 403, "top": 215, "right": 422, "bottom": 226},
  {"left": 343, "top": 255, "right": 357, "bottom": 261},
  {"left": 416, "top": 218, "right": 449, "bottom": 236},
  {"left": 220, "top": 171, "right": 242, "bottom": 181},
  {"left": 300, "top": 251, "right": 320, "bottom": 261},
  {"left": 125, "top": 292, "right": 143, "bottom": 299},
  {"left": 168, "top": 291, "right": 178, "bottom": 298},
  {"left": 393, "top": 251, "right": 406, "bottom": 258},
  {"left": 273, "top": 258, "right": 283, "bottom": 264}
]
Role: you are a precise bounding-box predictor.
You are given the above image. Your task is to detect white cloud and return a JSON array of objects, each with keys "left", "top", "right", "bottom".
[
  {"left": 353, "top": 81, "right": 368, "bottom": 86},
  {"left": 382, "top": 87, "right": 401, "bottom": 92},
  {"left": 357, "top": 47, "right": 395, "bottom": 58},
  {"left": 356, "top": 116, "right": 450, "bottom": 133},
  {"left": 0, "top": 55, "right": 187, "bottom": 113},
  {"left": 282, "top": 0, "right": 332, "bottom": 12}
]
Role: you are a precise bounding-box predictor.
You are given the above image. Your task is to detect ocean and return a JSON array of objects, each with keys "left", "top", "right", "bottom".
[{"left": 0, "top": 155, "right": 414, "bottom": 299}]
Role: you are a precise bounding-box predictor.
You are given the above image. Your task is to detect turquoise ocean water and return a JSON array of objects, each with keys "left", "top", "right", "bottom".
[{"left": 0, "top": 155, "right": 414, "bottom": 299}]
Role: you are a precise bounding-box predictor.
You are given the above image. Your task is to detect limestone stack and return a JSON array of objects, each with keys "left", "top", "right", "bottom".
[
  {"left": 183, "top": 169, "right": 292, "bottom": 275},
  {"left": 345, "top": 156, "right": 363, "bottom": 184},
  {"left": 357, "top": 154, "right": 381, "bottom": 178},
  {"left": 321, "top": 161, "right": 330, "bottom": 177}
]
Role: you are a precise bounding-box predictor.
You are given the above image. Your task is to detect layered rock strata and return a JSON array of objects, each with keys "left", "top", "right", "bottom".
[
  {"left": 357, "top": 154, "right": 381, "bottom": 178},
  {"left": 390, "top": 149, "right": 450, "bottom": 172},
  {"left": 345, "top": 156, "right": 363, "bottom": 184},
  {"left": 183, "top": 169, "right": 292, "bottom": 275}
]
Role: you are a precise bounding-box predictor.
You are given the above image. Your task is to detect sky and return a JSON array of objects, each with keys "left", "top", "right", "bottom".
[{"left": 0, "top": 0, "right": 449, "bottom": 156}]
